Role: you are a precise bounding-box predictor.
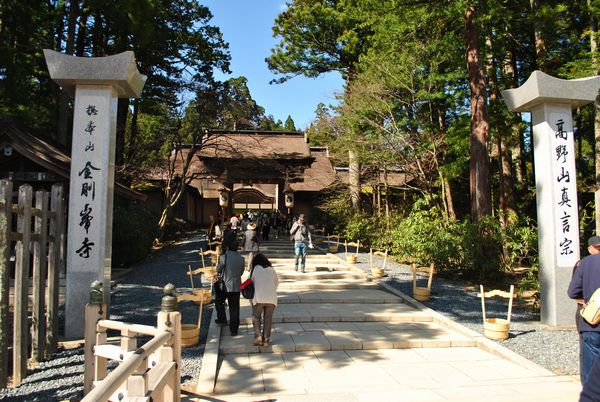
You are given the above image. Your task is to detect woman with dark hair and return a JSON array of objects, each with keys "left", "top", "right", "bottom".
[{"left": 250, "top": 253, "right": 278, "bottom": 346}]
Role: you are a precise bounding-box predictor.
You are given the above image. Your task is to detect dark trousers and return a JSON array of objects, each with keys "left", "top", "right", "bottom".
[{"left": 215, "top": 291, "right": 241, "bottom": 334}]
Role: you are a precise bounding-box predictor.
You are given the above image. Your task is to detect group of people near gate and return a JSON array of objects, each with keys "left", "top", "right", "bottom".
[
  {"left": 209, "top": 210, "right": 301, "bottom": 244},
  {"left": 210, "top": 213, "right": 313, "bottom": 347}
]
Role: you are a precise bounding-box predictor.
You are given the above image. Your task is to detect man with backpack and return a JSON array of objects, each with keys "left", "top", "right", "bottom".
[{"left": 568, "top": 235, "right": 600, "bottom": 386}]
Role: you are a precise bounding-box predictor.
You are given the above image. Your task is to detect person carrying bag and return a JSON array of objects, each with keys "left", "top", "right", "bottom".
[
  {"left": 213, "top": 244, "right": 245, "bottom": 336},
  {"left": 250, "top": 253, "right": 278, "bottom": 346}
]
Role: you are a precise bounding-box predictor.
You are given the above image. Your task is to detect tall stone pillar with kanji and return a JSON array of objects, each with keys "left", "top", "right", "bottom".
[
  {"left": 502, "top": 71, "right": 600, "bottom": 326},
  {"left": 44, "top": 50, "right": 146, "bottom": 338}
]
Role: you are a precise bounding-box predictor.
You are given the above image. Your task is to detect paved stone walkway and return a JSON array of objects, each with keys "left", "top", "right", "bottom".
[{"left": 184, "top": 237, "right": 581, "bottom": 401}]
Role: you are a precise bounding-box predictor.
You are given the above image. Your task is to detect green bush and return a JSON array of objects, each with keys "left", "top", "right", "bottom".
[
  {"left": 112, "top": 200, "right": 159, "bottom": 268},
  {"left": 315, "top": 190, "right": 538, "bottom": 287},
  {"left": 387, "top": 201, "right": 505, "bottom": 284}
]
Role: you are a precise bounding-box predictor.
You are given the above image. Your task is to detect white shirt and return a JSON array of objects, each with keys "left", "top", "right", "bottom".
[{"left": 251, "top": 265, "right": 279, "bottom": 306}]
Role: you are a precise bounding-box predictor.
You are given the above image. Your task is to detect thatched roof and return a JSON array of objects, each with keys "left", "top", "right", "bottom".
[
  {"left": 291, "top": 147, "right": 336, "bottom": 192},
  {"left": 0, "top": 119, "right": 146, "bottom": 201}
]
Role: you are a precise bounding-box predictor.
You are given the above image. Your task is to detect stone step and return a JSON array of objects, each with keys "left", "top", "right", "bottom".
[
  {"left": 272, "top": 265, "right": 354, "bottom": 272},
  {"left": 277, "top": 271, "right": 364, "bottom": 280},
  {"left": 237, "top": 302, "right": 428, "bottom": 324},
  {"left": 276, "top": 279, "right": 378, "bottom": 290},
  {"left": 274, "top": 289, "right": 405, "bottom": 304},
  {"left": 271, "top": 256, "right": 342, "bottom": 261},
  {"left": 219, "top": 321, "right": 475, "bottom": 354}
]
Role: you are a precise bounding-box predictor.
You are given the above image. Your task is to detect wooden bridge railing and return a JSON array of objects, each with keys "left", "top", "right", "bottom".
[{"left": 83, "top": 282, "right": 181, "bottom": 402}]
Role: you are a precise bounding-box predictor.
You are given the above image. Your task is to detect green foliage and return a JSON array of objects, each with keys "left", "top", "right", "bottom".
[
  {"left": 501, "top": 215, "right": 539, "bottom": 272},
  {"left": 267, "top": 0, "right": 371, "bottom": 82},
  {"left": 284, "top": 115, "right": 296, "bottom": 131},
  {"left": 112, "top": 199, "right": 158, "bottom": 268},
  {"left": 318, "top": 192, "right": 540, "bottom": 285}
]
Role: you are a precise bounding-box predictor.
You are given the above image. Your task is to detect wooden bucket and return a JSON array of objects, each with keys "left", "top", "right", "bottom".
[
  {"left": 181, "top": 324, "right": 200, "bottom": 348},
  {"left": 483, "top": 318, "right": 510, "bottom": 340},
  {"left": 328, "top": 245, "right": 339, "bottom": 253},
  {"left": 413, "top": 286, "right": 430, "bottom": 301},
  {"left": 192, "top": 289, "right": 212, "bottom": 305},
  {"left": 371, "top": 267, "right": 384, "bottom": 278},
  {"left": 346, "top": 255, "right": 357, "bottom": 264}
]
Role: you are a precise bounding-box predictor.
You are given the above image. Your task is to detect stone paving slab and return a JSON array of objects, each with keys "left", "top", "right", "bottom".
[
  {"left": 191, "top": 348, "right": 579, "bottom": 401},
  {"left": 278, "top": 271, "right": 364, "bottom": 280},
  {"left": 239, "top": 302, "right": 429, "bottom": 324},
  {"left": 219, "top": 322, "right": 475, "bottom": 354},
  {"left": 277, "top": 279, "right": 378, "bottom": 290}
]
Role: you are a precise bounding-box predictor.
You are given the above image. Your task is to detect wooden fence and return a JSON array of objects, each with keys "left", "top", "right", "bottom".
[
  {"left": 0, "top": 180, "right": 66, "bottom": 387},
  {"left": 83, "top": 283, "right": 181, "bottom": 402}
]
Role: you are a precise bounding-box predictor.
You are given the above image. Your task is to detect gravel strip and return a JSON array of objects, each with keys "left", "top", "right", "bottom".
[{"left": 329, "top": 248, "right": 580, "bottom": 376}]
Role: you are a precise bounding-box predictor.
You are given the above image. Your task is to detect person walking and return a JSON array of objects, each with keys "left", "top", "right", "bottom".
[
  {"left": 261, "top": 214, "right": 271, "bottom": 241},
  {"left": 242, "top": 222, "right": 260, "bottom": 252},
  {"left": 568, "top": 235, "right": 600, "bottom": 385},
  {"left": 214, "top": 243, "right": 245, "bottom": 336},
  {"left": 250, "top": 253, "right": 278, "bottom": 346},
  {"left": 290, "top": 214, "right": 313, "bottom": 273},
  {"left": 221, "top": 222, "right": 236, "bottom": 251},
  {"left": 242, "top": 221, "right": 260, "bottom": 268},
  {"left": 230, "top": 214, "right": 239, "bottom": 233}
]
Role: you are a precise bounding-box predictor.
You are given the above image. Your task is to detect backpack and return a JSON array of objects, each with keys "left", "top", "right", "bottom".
[{"left": 580, "top": 287, "right": 600, "bottom": 325}]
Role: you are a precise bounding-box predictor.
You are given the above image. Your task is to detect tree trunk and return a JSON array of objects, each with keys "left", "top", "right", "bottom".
[
  {"left": 115, "top": 99, "right": 129, "bottom": 166},
  {"left": 444, "top": 177, "right": 456, "bottom": 220},
  {"left": 499, "top": 128, "right": 517, "bottom": 228},
  {"left": 75, "top": 10, "right": 87, "bottom": 57},
  {"left": 58, "top": 0, "right": 79, "bottom": 145},
  {"left": 530, "top": 0, "right": 547, "bottom": 70},
  {"left": 127, "top": 99, "right": 140, "bottom": 167},
  {"left": 465, "top": 3, "right": 491, "bottom": 221},
  {"left": 349, "top": 149, "right": 360, "bottom": 211}
]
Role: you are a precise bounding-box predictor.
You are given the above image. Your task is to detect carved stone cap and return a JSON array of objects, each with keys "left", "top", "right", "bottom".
[
  {"left": 501, "top": 70, "right": 600, "bottom": 113},
  {"left": 43, "top": 49, "right": 147, "bottom": 98}
]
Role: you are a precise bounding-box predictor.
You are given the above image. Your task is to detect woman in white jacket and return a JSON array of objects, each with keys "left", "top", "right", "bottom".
[{"left": 250, "top": 253, "right": 279, "bottom": 346}]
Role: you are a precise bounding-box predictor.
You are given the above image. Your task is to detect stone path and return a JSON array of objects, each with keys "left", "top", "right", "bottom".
[{"left": 185, "top": 238, "right": 581, "bottom": 401}]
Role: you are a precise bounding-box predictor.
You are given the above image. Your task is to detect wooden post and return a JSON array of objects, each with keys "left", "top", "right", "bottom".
[
  {"left": 0, "top": 180, "right": 12, "bottom": 388},
  {"left": 46, "top": 184, "right": 63, "bottom": 357},
  {"left": 14, "top": 184, "right": 32, "bottom": 385},
  {"left": 84, "top": 281, "right": 106, "bottom": 395},
  {"left": 32, "top": 190, "right": 49, "bottom": 362},
  {"left": 157, "top": 284, "right": 181, "bottom": 402}
]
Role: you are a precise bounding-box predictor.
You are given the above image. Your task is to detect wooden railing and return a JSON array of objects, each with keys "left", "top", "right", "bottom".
[
  {"left": 0, "top": 181, "right": 66, "bottom": 387},
  {"left": 83, "top": 283, "right": 181, "bottom": 402}
]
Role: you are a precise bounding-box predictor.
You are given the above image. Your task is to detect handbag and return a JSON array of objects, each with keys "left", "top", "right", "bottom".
[
  {"left": 580, "top": 287, "right": 600, "bottom": 325},
  {"left": 214, "top": 253, "right": 227, "bottom": 300},
  {"left": 241, "top": 266, "right": 255, "bottom": 299},
  {"left": 214, "top": 275, "right": 226, "bottom": 299}
]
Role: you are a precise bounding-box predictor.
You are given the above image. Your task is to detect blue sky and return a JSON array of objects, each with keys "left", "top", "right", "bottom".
[{"left": 201, "top": 0, "right": 343, "bottom": 130}]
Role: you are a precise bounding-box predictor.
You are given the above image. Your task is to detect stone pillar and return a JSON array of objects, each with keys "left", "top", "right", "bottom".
[
  {"left": 44, "top": 50, "right": 146, "bottom": 338},
  {"left": 502, "top": 71, "right": 600, "bottom": 326}
]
